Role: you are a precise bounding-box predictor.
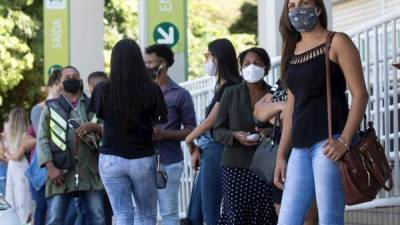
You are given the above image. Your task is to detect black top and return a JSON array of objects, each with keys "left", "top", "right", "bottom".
[
  {"left": 205, "top": 81, "right": 238, "bottom": 117},
  {"left": 213, "top": 81, "right": 272, "bottom": 168},
  {"left": 286, "top": 38, "right": 349, "bottom": 148},
  {"left": 90, "top": 81, "right": 168, "bottom": 159}
]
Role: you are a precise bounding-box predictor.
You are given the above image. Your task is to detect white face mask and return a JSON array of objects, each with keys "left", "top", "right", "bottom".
[
  {"left": 204, "top": 59, "right": 217, "bottom": 77},
  {"left": 242, "top": 64, "right": 265, "bottom": 83}
]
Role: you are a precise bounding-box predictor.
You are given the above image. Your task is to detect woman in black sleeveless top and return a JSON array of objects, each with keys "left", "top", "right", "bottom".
[{"left": 274, "top": 1, "right": 368, "bottom": 225}]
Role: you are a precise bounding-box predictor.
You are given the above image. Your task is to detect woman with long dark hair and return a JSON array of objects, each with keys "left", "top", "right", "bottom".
[
  {"left": 90, "top": 39, "right": 167, "bottom": 225},
  {"left": 213, "top": 47, "right": 277, "bottom": 224},
  {"left": 274, "top": 0, "right": 368, "bottom": 224},
  {"left": 185, "top": 38, "right": 241, "bottom": 225}
]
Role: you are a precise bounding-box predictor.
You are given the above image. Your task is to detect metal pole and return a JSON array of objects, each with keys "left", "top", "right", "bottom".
[{"left": 138, "top": 0, "right": 147, "bottom": 51}]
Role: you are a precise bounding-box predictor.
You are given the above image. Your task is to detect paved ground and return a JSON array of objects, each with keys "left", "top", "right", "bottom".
[
  {"left": 155, "top": 207, "right": 400, "bottom": 225},
  {"left": 345, "top": 207, "right": 400, "bottom": 225}
]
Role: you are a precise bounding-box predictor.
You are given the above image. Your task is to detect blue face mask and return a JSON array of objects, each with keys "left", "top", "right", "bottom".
[{"left": 288, "top": 7, "right": 319, "bottom": 33}]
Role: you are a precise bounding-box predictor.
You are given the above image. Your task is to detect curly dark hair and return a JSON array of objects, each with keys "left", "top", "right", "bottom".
[{"left": 145, "top": 44, "right": 175, "bottom": 68}]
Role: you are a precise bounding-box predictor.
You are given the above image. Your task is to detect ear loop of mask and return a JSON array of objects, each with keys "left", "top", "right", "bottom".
[
  {"left": 314, "top": 7, "right": 320, "bottom": 16},
  {"left": 237, "top": 56, "right": 243, "bottom": 76}
]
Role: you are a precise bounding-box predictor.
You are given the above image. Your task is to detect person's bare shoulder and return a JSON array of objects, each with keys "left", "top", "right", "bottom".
[
  {"left": 331, "top": 32, "right": 355, "bottom": 50},
  {"left": 330, "top": 32, "right": 359, "bottom": 61}
]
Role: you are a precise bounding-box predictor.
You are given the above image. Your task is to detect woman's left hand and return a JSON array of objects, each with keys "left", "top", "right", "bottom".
[
  {"left": 76, "top": 122, "right": 98, "bottom": 137},
  {"left": 323, "top": 139, "right": 348, "bottom": 161},
  {"left": 4, "top": 151, "right": 14, "bottom": 161}
]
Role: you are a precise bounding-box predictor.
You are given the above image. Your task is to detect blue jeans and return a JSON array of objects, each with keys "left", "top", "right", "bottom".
[
  {"left": 99, "top": 154, "right": 157, "bottom": 225},
  {"left": 104, "top": 193, "right": 113, "bottom": 225},
  {"left": 46, "top": 191, "right": 105, "bottom": 225},
  {"left": 278, "top": 137, "right": 345, "bottom": 225},
  {"left": 190, "top": 141, "right": 223, "bottom": 225},
  {"left": 30, "top": 185, "right": 47, "bottom": 225},
  {"left": 0, "top": 162, "right": 7, "bottom": 196},
  {"left": 156, "top": 161, "right": 183, "bottom": 225},
  {"left": 65, "top": 198, "right": 87, "bottom": 225}
]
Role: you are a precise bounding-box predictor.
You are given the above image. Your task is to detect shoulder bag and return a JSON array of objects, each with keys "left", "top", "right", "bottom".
[{"left": 324, "top": 32, "right": 393, "bottom": 205}]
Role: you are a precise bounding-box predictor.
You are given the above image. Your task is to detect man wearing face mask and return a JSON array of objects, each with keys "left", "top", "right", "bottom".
[
  {"left": 143, "top": 44, "right": 196, "bottom": 225},
  {"left": 37, "top": 66, "right": 105, "bottom": 225}
]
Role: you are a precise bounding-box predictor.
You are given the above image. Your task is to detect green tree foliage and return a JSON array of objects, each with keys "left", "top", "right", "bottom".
[
  {"left": 0, "top": 0, "right": 42, "bottom": 123},
  {"left": 229, "top": 2, "right": 258, "bottom": 36},
  {"left": 188, "top": 0, "right": 257, "bottom": 79},
  {"left": 104, "top": 0, "right": 138, "bottom": 73},
  {"left": 0, "top": 0, "right": 139, "bottom": 125}
]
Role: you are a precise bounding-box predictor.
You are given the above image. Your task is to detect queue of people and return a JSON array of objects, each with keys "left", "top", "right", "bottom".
[{"left": 0, "top": 0, "right": 370, "bottom": 225}]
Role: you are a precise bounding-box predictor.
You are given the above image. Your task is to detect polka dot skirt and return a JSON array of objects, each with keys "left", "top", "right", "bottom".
[{"left": 218, "top": 167, "right": 278, "bottom": 225}]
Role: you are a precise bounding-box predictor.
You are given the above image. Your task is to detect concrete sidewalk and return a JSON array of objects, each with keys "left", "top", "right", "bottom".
[{"left": 345, "top": 207, "right": 400, "bottom": 225}]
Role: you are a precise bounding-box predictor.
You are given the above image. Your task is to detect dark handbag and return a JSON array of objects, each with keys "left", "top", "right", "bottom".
[
  {"left": 156, "top": 151, "right": 168, "bottom": 189},
  {"left": 179, "top": 171, "right": 198, "bottom": 225},
  {"left": 324, "top": 32, "right": 393, "bottom": 205},
  {"left": 250, "top": 112, "right": 282, "bottom": 183},
  {"left": 153, "top": 84, "right": 168, "bottom": 189}
]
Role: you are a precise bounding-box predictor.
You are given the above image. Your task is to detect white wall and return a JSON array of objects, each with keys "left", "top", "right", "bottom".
[
  {"left": 70, "top": 0, "right": 104, "bottom": 92},
  {"left": 333, "top": 0, "right": 400, "bottom": 31}
]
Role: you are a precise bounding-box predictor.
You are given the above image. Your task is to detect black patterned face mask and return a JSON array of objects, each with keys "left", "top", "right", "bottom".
[{"left": 288, "top": 7, "right": 319, "bottom": 33}]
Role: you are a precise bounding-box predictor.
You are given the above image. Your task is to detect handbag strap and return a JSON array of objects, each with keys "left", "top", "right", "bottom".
[
  {"left": 274, "top": 112, "right": 281, "bottom": 128},
  {"left": 325, "top": 31, "right": 336, "bottom": 140},
  {"left": 271, "top": 112, "right": 281, "bottom": 141},
  {"left": 155, "top": 138, "right": 162, "bottom": 170},
  {"left": 325, "top": 32, "right": 367, "bottom": 137},
  {"left": 325, "top": 33, "right": 393, "bottom": 191}
]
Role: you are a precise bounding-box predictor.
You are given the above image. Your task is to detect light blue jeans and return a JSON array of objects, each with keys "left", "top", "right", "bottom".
[
  {"left": 156, "top": 161, "right": 183, "bottom": 225},
  {"left": 278, "top": 137, "right": 345, "bottom": 225},
  {"left": 99, "top": 154, "right": 157, "bottom": 225}
]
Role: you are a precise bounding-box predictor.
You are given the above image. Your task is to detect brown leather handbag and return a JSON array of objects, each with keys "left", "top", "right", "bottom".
[{"left": 324, "top": 32, "right": 393, "bottom": 206}]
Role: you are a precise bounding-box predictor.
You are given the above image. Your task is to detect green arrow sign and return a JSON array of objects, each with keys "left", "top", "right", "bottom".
[
  {"left": 153, "top": 22, "right": 179, "bottom": 47},
  {"left": 147, "top": 0, "right": 186, "bottom": 52}
]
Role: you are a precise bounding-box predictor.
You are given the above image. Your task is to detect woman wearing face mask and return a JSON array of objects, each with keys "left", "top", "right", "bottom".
[
  {"left": 185, "top": 38, "right": 242, "bottom": 225},
  {"left": 274, "top": 1, "right": 369, "bottom": 225},
  {"left": 213, "top": 47, "right": 277, "bottom": 225}
]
